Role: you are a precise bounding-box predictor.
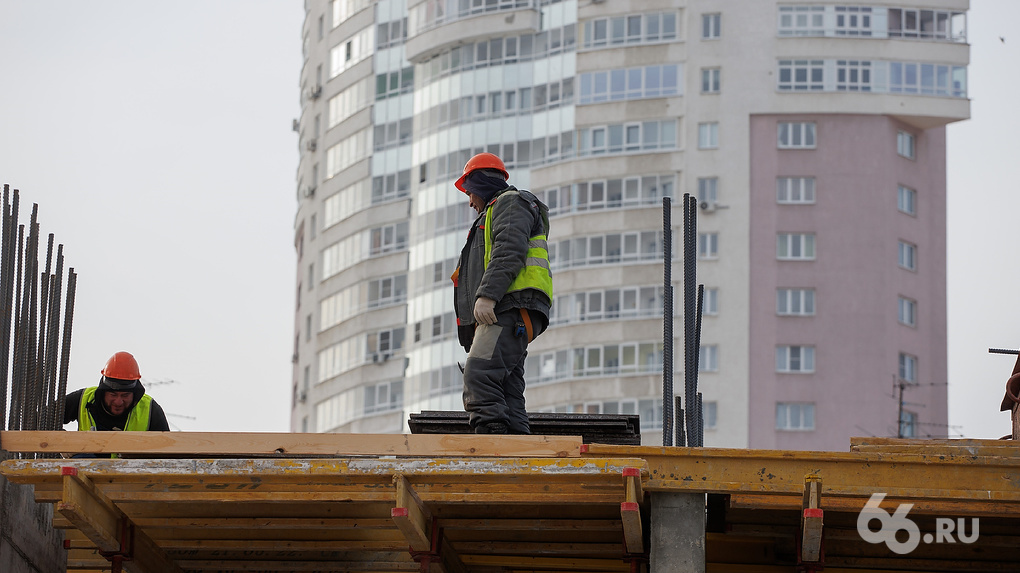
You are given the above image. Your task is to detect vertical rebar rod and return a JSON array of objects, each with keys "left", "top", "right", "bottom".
[
  {"left": 683, "top": 195, "right": 697, "bottom": 447},
  {"left": 662, "top": 197, "right": 673, "bottom": 446},
  {"left": 24, "top": 211, "right": 41, "bottom": 431},
  {"left": 8, "top": 225, "right": 24, "bottom": 432},
  {"left": 675, "top": 397, "right": 686, "bottom": 448},
  {"left": 0, "top": 185, "right": 11, "bottom": 433},
  {"left": 696, "top": 392, "right": 704, "bottom": 448},
  {"left": 43, "top": 246, "right": 62, "bottom": 432},
  {"left": 37, "top": 233, "right": 53, "bottom": 431},
  {"left": 55, "top": 269, "right": 76, "bottom": 431},
  {"left": 693, "top": 285, "right": 704, "bottom": 447}
]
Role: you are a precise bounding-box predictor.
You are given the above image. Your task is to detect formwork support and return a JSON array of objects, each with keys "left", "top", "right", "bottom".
[
  {"left": 799, "top": 475, "right": 824, "bottom": 567},
  {"left": 649, "top": 492, "right": 705, "bottom": 573}
]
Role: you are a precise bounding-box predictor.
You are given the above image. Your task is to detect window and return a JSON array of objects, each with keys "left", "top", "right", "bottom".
[
  {"left": 777, "top": 60, "right": 824, "bottom": 91},
  {"left": 898, "top": 296, "right": 917, "bottom": 327},
  {"left": 583, "top": 12, "right": 678, "bottom": 49},
  {"left": 778, "top": 5, "right": 824, "bottom": 36},
  {"left": 697, "top": 177, "right": 718, "bottom": 204},
  {"left": 699, "top": 344, "right": 718, "bottom": 372},
  {"left": 897, "top": 131, "right": 915, "bottom": 159},
  {"left": 898, "top": 185, "right": 917, "bottom": 215},
  {"left": 776, "top": 402, "right": 815, "bottom": 430},
  {"left": 898, "top": 241, "right": 917, "bottom": 271},
  {"left": 899, "top": 410, "right": 917, "bottom": 438},
  {"left": 778, "top": 122, "right": 816, "bottom": 148},
  {"left": 777, "top": 177, "right": 815, "bottom": 203},
  {"left": 899, "top": 352, "right": 917, "bottom": 384},
  {"left": 702, "top": 287, "right": 719, "bottom": 316},
  {"left": 777, "top": 233, "right": 815, "bottom": 260},
  {"left": 364, "top": 380, "right": 403, "bottom": 415},
  {"left": 698, "top": 232, "right": 718, "bottom": 259},
  {"left": 702, "top": 13, "right": 721, "bottom": 39},
  {"left": 701, "top": 68, "right": 720, "bottom": 93},
  {"left": 703, "top": 401, "right": 718, "bottom": 430},
  {"left": 698, "top": 122, "right": 719, "bottom": 149},
  {"left": 837, "top": 59, "right": 872, "bottom": 91},
  {"left": 776, "top": 345, "right": 815, "bottom": 373},
  {"left": 835, "top": 6, "right": 873, "bottom": 36},
  {"left": 777, "top": 288, "right": 815, "bottom": 316}
]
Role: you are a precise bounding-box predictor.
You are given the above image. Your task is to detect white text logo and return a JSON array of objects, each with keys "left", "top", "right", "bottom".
[{"left": 857, "top": 493, "right": 979, "bottom": 554}]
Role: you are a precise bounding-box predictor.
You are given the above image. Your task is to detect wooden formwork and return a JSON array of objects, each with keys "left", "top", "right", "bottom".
[{"left": 2, "top": 431, "right": 1019, "bottom": 573}]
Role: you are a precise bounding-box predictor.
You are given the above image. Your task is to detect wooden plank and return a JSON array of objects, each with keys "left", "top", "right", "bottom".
[
  {"left": 620, "top": 467, "right": 644, "bottom": 553},
  {"left": 391, "top": 474, "right": 431, "bottom": 551},
  {"left": 800, "top": 476, "right": 822, "bottom": 562},
  {"left": 57, "top": 467, "right": 184, "bottom": 573},
  {"left": 0, "top": 431, "right": 583, "bottom": 457}
]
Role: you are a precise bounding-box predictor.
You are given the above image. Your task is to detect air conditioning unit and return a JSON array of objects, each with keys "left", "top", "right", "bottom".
[
  {"left": 302, "top": 185, "right": 316, "bottom": 198},
  {"left": 298, "top": 391, "right": 307, "bottom": 403},
  {"left": 699, "top": 201, "right": 717, "bottom": 213},
  {"left": 310, "top": 85, "right": 322, "bottom": 100},
  {"left": 306, "top": 139, "right": 317, "bottom": 152},
  {"left": 291, "top": 118, "right": 300, "bottom": 132}
]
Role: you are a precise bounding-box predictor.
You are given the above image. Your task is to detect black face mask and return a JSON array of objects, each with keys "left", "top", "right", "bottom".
[{"left": 462, "top": 170, "right": 508, "bottom": 204}]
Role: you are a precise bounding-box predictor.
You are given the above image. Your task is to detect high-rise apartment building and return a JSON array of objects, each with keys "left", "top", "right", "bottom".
[{"left": 291, "top": 0, "right": 969, "bottom": 450}]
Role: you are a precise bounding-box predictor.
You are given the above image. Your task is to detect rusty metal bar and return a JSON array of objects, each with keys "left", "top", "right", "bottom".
[
  {"left": 55, "top": 269, "right": 76, "bottom": 431},
  {"left": 661, "top": 196, "right": 673, "bottom": 446}
]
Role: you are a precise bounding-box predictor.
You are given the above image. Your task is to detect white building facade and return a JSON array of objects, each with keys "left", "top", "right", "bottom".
[{"left": 292, "top": 0, "right": 969, "bottom": 450}]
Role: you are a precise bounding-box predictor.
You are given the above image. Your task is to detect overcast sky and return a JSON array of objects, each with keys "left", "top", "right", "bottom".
[{"left": 0, "top": 1, "right": 1016, "bottom": 440}]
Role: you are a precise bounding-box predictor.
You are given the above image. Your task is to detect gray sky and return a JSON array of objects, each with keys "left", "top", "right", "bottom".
[{"left": 0, "top": 1, "right": 1015, "bottom": 439}]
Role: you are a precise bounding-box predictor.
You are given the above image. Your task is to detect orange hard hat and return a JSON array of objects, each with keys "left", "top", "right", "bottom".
[
  {"left": 101, "top": 351, "right": 141, "bottom": 381},
  {"left": 455, "top": 152, "right": 508, "bottom": 193}
]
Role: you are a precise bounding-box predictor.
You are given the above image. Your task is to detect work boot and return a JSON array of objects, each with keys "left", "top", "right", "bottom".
[{"left": 475, "top": 421, "right": 509, "bottom": 434}]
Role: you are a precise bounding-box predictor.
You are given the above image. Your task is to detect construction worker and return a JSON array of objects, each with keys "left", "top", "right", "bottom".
[
  {"left": 452, "top": 152, "right": 552, "bottom": 434},
  {"left": 63, "top": 351, "right": 170, "bottom": 433}
]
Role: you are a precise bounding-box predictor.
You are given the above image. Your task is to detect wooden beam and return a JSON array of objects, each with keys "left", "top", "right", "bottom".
[
  {"left": 849, "top": 437, "right": 1020, "bottom": 457},
  {"left": 392, "top": 474, "right": 431, "bottom": 551},
  {"left": 621, "top": 467, "right": 644, "bottom": 553},
  {"left": 800, "top": 475, "right": 823, "bottom": 562},
  {"left": 0, "top": 431, "right": 583, "bottom": 457},
  {"left": 57, "top": 467, "right": 184, "bottom": 573},
  {"left": 585, "top": 444, "right": 1020, "bottom": 504}
]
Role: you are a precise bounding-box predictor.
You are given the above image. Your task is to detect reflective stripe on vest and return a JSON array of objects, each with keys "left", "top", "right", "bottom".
[
  {"left": 77, "top": 386, "right": 153, "bottom": 432},
  {"left": 483, "top": 192, "right": 553, "bottom": 301}
]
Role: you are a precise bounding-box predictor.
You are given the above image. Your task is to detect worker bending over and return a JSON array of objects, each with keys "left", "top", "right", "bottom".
[
  {"left": 452, "top": 152, "right": 553, "bottom": 434},
  {"left": 64, "top": 351, "right": 170, "bottom": 432}
]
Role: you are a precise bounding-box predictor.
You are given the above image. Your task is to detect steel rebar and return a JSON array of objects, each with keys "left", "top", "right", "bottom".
[
  {"left": 683, "top": 195, "right": 698, "bottom": 447},
  {"left": 662, "top": 196, "right": 673, "bottom": 446},
  {"left": 55, "top": 269, "right": 76, "bottom": 431}
]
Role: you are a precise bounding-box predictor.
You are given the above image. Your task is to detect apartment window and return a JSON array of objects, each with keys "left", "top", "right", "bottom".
[
  {"left": 777, "top": 60, "right": 824, "bottom": 91},
  {"left": 778, "top": 122, "right": 816, "bottom": 149},
  {"left": 898, "top": 185, "right": 917, "bottom": 215},
  {"left": 777, "top": 288, "right": 815, "bottom": 316},
  {"left": 899, "top": 353, "right": 918, "bottom": 384},
  {"left": 898, "top": 241, "right": 917, "bottom": 271},
  {"left": 898, "top": 296, "right": 917, "bottom": 327},
  {"left": 837, "top": 59, "right": 872, "bottom": 92},
  {"left": 777, "top": 177, "right": 815, "bottom": 204},
  {"left": 307, "top": 263, "right": 314, "bottom": 289},
  {"left": 777, "top": 345, "right": 815, "bottom": 373},
  {"left": 701, "top": 68, "right": 720, "bottom": 93},
  {"left": 367, "top": 274, "right": 408, "bottom": 308},
  {"left": 777, "top": 402, "right": 815, "bottom": 430},
  {"left": 777, "top": 233, "right": 815, "bottom": 260},
  {"left": 899, "top": 410, "right": 917, "bottom": 438},
  {"left": 364, "top": 380, "right": 403, "bottom": 415},
  {"left": 698, "top": 232, "right": 718, "bottom": 259},
  {"left": 305, "top": 314, "right": 312, "bottom": 342},
  {"left": 697, "top": 177, "right": 718, "bottom": 204},
  {"left": 699, "top": 344, "right": 718, "bottom": 372},
  {"left": 835, "top": 6, "right": 873, "bottom": 36},
  {"left": 702, "top": 287, "right": 719, "bottom": 316},
  {"left": 698, "top": 122, "right": 719, "bottom": 149},
  {"left": 897, "top": 131, "right": 916, "bottom": 159},
  {"left": 778, "top": 6, "right": 824, "bottom": 36},
  {"left": 703, "top": 401, "right": 718, "bottom": 430},
  {"left": 702, "top": 13, "right": 721, "bottom": 39},
  {"left": 369, "top": 222, "right": 409, "bottom": 255}
]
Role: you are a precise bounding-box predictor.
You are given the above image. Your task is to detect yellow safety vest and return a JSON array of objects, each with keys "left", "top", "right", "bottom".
[
  {"left": 483, "top": 191, "right": 553, "bottom": 301},
  {"left": 77, "top": 386, "right": 152, "bottom": 432}
]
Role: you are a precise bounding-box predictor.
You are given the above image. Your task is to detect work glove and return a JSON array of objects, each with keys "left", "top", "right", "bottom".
[{"left": 473, "top": 297, "right": 497, "bottom": 325}]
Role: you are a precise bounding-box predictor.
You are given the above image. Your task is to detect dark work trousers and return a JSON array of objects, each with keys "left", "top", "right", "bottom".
[{"left": 462, "top": 309, "right": 545, "bottom": 434}]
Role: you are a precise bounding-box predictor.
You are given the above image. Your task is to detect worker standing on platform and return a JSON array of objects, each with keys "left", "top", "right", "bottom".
[
  {"left": 452, "top": 152, "right": 553, "bottom": 435},
  {"left": 63, "top": 351, "right": 170, "bottom": 432}
]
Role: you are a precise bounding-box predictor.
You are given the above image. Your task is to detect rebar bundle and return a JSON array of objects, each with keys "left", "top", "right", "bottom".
[{"left": 0, "top": 184, "right": 77, "bottom": 459}]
